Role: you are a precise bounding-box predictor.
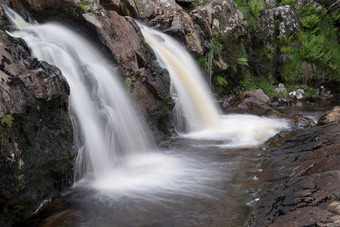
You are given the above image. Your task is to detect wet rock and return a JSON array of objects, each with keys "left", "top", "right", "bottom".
[
  {"left": 0, "top": 29, "right": 74, "bottom": 226},
  {"left": 222, "top": 89, "right": 281, "bottom": 116},
  {"left": 317, "top": 106, "right": 340, "bottom": 125},
  {"left": 291, "top": 113, "right": 316, "bottom": 129},
  {"left": 82, "top": 9, "right": 173, "bottom": 139},
  {"left": 254, "top": 123, "right": 340, "bottom": 226}
]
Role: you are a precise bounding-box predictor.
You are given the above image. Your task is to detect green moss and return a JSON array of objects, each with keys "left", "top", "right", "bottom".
[
  {"left": 198, "top": 54, "right": 209, "bottom": 69},
  {"left": 1, "top": 115, "right": 14, "bottom": 128}
]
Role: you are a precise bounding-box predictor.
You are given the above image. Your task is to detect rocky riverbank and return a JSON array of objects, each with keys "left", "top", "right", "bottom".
[{"left": 251, "top": 106, "right": 340, "bottom": 226}]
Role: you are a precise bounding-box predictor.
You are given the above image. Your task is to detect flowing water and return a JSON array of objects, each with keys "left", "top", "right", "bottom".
[
  {"left": 139, "top": 24, "right": 290, "bottom": 146},
  {"left": 4, "top": 6, "right": 292, "bottom": 226}
]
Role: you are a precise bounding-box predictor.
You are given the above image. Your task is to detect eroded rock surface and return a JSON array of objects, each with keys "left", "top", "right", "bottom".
[
  {"left": 0, "top": 28, "right": 74, "bottom": 226},
  {"left": 253, "top": 117, "right": 340, "bottom": 226},
  {"left": 318, "top": 106, "right": 340, "bottom": 125}
]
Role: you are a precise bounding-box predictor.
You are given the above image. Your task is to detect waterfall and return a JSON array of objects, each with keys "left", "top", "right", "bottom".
[
  {"left": 4, "top": 6, "right": 154, "bottom": 182},
  {"left": 139, "top": 24, "right": 221, "bottom": 132},
  {"left": 139, "top": 24, "right": 290, "bottom": 146}
]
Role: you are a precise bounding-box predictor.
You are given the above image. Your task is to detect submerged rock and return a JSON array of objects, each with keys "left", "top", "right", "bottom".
[{"left": 0, "top": 28, "right": 74, "bottom": 226}]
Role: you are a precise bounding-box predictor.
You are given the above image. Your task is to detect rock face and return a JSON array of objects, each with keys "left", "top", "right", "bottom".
[
  {"left": 291, "top": 112, "right": 316, "bottom": 129},
  {"left": 253, "top": 119, "right": 340, "bottom": 226},
  {"left": 82, "top": 9, "right": 173, "bottom": 139},
  {"left": 0, "top": 27, "right": 74, "bottom": 226},
  {"left": 222, "top": 89, "right": 281, "bottom": 116},
  {"left": 15, "top": 0, "right": 174, "bottom": 140}
]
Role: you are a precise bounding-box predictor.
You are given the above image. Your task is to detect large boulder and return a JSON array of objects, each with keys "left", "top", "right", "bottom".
[
  {"left": 317, "top": 106, "right": 340, "bottom": 125},
  {"left": 222, "top": 89, "right": 281, "bottom": 116},
  {"left": 82, "top": 10, "right": 173, "bottom": 139},
  {"left": 0, "top": 26, "right": 74, "bottom": 226},
  {"left": 254, "top": 123, "right": 340, "bottom": 226}
]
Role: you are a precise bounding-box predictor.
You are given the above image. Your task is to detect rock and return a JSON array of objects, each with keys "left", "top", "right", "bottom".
[
  {"left": 295, "top": 0, "right": 323, "bottom": 10},
  {"left": 265, "top": 0, "right": 278, "bottom": 8},
  {"left": 289, "top": 88, "right": 305, "bottom": 100},
  {"left": 291, "top": 113, "right": 316, "bottom": 129},
  {"left": 257, "top": 5, "right": 301, "bottom": 43},
  {"left": 150, "top": 10, "right": 205, "bottom": 56},
  {"left": 275, "top": 83, "right": 287, "bottom": 93},
  {"left": 222, "top": 89, "right": 281, "bottom": 116},
  {"left": 0, "top": 29, "right": 74, "bottom": 226},
  {"left": 317, "top": 106, "right": 340, "bottom": 125},
  {"left": 175, "top": 0, "right": 194, "bottom": 6},
  {"left": 82, "top": 9, "right": 173, "bottom": 139},
  {"left": 254, "top": 123, "right": 340, "bottom": 226}
]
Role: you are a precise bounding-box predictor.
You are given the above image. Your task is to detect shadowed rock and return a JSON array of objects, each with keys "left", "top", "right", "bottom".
[{"left": 0, "top": 26, "right": 74, "bottom": 226}]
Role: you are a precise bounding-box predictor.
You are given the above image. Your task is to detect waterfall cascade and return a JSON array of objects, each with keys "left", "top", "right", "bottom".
[
  {"left": 3, "top": 6, "right": 227, "bottom": 198},
  {"left": 139, "top": 24, "right": 290, "bottom": 146},
  {"left": 4, "top": 5, "right": 154, "bottom": 182}
]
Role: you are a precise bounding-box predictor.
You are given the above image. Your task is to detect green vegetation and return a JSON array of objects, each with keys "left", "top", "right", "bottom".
[
  {"left": 237, "top": 57, "right": 249, "bottom": 66},
  {"left": 78, "top": 1, "right": 96, "bottom": 14},
  {"left": 279, "top": 0, "right": 296, "bottom": 6},
  {"left": 262, "top": 46, "right": 275, "bottom": 60},
  {"left": 300, "top": 14, "right": 321, "bottom": 31},
  {"left": 249, "top": 0, "right": 266, "bottom": 17},
  {"left": 193, "top": 0, "right": 207, "bottom": 6},
  {"left": 125, "top": 77, "right": 132, "bottom": 92}
]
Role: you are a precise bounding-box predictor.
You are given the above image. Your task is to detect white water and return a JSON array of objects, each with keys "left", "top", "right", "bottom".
[
  {"left": 139, "top": 24, "right": 290, "bottom": 146},
  {"left": 4, "top": 6, "right": 229, "bottom": 199}
]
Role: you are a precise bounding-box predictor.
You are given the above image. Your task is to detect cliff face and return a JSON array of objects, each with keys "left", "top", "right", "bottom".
[{"left": 0, "top": 15, "right": 75, "bottom": 226}]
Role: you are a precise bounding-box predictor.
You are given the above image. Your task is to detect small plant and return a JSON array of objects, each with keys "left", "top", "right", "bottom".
[
  {"left": 249, "top": 0, "right": 266, "bottom": 17},
  {"left": 280, "top": 0, "right": 296, "bottom": 6},
  {"left": 237, "top": 57, "right": 249, "bottom": 66},
  {"left": 1, "top": 115, "right": 14, "bottom": 128},
  {"left": 198, "top": 55, "right": 209, "bottom": 69},
  {"left": 280, "top": 46, "right": 295, "bottom": 54},
  {"left": 215, "top": 75, "right": 228, "bottom": 87},
  {"left": 299, "top": 33, "right": 325, "bottom": 62},
  {"left": 331, "top": 9, "right": 340, "bottom": 24},
  {"left": 262, "top": 46, "right": 275, "bottom": 60},
  {"left": 125, "top": 77, "right": 132, "bottom": 92},
  {"left": 240, "top": 75, "right": 257, "bottom": 91},
  {"left": 300, "top": 15, "right": 321, "bottom": 29},
  {"left": 193, "top": 0, "right": 207, "bottom": 6}
]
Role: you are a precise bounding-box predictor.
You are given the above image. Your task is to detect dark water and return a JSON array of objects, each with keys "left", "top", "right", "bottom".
[
  {"left": 20, "top": 99, "right": 339, "bottom": 227},
  {"left": 21, "top": 137, "right": 263, "bottom": 227}
]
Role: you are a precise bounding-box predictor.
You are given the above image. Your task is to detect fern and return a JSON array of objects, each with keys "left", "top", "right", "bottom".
[
  {"left": 249, "top": 0, "right": 266, "bottom": 17},
  {"left": 299, "top": 34, "right": 325, "bottom": 61},
  {"left": 300, "top": 15, "right": 321, "bottom": 29},
  {"left": 215, "top": 75, "right": 228, "bottom": 87},
  {"left": 237, "top": 57, "right": 249, "bottom": 66},
  {"left": 280, "top": 46, "right": 295, "bottom": 54},
  {"left": 280, "top": 0, "right": 296, "bottom": 6}
]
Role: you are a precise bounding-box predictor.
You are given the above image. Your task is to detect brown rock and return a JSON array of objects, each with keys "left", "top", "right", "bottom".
[
  {"left": 317, "top": 106, "right": 340, "bottom": 125},
  {"left": 291, "top": 113, "right": 316, "bottom": 129},
  {"left": 82, "top": 9, "right": 173, "bottom": 139},
  {"left": 254, "top": 123, "right": 340, "bottom": 226},
  {"left": 222, "top": 89, "right": 281, "bottom": 116}
]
